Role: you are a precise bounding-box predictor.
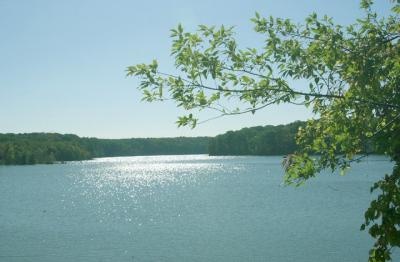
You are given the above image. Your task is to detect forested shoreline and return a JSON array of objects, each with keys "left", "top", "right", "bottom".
[
  {"left": 0, "top": 134, "right": 209, "bottom": 165},
  {"left": 209, "top": 121, "right": 304, "bottom": 156},
  {"left": 0, "top": 121, "right": 305, "bottom": 165}
]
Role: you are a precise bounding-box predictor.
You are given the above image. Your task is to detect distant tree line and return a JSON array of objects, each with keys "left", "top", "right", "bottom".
[
  {"left": 0, "top": 133, "right": 209, "bottom": 165},
  {"left": 208, "top": 121, "right": 304, "bottom": 156},
  {"left": 0, "top": 121, "right": 330, "bottom": 165}
]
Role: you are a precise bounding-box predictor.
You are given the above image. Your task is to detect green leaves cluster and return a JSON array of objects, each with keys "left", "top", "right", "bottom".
[
  {"left": 128, "top": 1, "right": 400, "bottom": 260},
  {"left": 362, "top": 166, "right": 400, "bottom": 261}
]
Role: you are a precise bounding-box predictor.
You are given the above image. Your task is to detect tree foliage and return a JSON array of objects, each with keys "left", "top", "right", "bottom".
[{"left": 127, "top": 1, "right": 400, "bottom": 260}]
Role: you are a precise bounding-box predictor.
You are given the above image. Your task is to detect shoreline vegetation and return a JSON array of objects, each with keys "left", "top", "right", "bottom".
[{"left": 1, "top": 121, "right": 304, "bottom": 165}]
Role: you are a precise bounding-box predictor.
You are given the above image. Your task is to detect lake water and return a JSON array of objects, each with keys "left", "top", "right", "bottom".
[{"left": 0, "top": 155, "right": 398, "bottom": 262}]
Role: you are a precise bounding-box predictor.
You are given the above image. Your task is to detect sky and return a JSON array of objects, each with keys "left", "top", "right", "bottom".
[{"left": 0, "top": 0, "right": 393, "bottom": 138}]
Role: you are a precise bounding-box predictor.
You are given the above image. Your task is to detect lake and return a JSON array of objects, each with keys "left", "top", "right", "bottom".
[{"left": 0, "top": 155, "right": 398, "bottom": 262}]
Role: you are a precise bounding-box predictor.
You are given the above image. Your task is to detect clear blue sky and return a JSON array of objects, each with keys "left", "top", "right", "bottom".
[{"left": 0, "top": 0, "right": 393, "bottom": 138}]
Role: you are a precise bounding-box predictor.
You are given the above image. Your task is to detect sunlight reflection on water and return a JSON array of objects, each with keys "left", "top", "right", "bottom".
[
  {"left": 66, "top": 155, "right": 243, "bottom": 222},
  {"left": 1, "top": 155, "right": 398, "bottom": 262},
  {"left": 72, "top": 155, "right": 230, "bottom": 187}
]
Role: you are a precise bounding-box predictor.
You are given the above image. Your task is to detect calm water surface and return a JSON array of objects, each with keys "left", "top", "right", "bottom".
[{"left": 0, "top": 155, "right": 398, "bottom": 262}]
